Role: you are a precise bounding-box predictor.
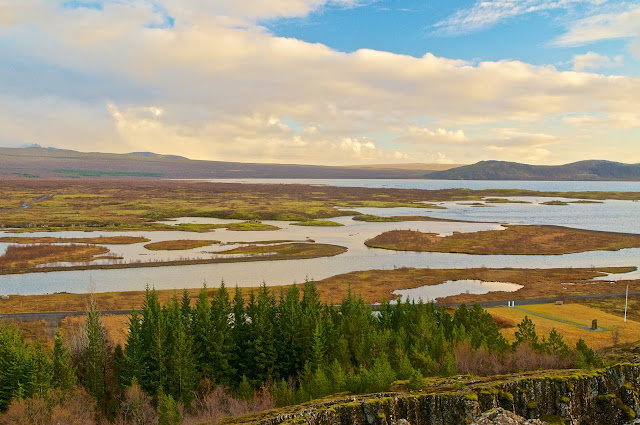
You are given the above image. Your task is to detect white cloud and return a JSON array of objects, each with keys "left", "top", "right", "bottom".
[
  {"left": 554, "top": 5, "right": 640, "bottom": 59},
  {"left": 0, "top": 1, "right": 639, "bottom": 164},
  {"left": 572, "top": 51, "right": 624, "bottom": 71},
  {"left": 554, "top": 5, "right": 640, "bottom": 46},
  {"left": 434, "top": 0, "right": 606, "bottom": 36},
  {"left": 397, "top": 126, "right": 467, "bottom": 145}
]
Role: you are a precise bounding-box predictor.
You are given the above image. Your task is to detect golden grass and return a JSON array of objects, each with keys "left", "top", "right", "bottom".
[
  {"left": 365, "top": 225, "right": 640, "bottom": 255},
  {"left": 489, "top": 303, "right": 640, "bottom": 349},
  {"left": 0, "top": 236, "right": 149, "bottom": 244},
  {"left": 143, "top": 239, "right": 218, "bottom": 250}
]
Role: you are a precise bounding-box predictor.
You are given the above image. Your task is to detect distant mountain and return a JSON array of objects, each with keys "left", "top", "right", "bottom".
[
  {"left": 0, "top": 147, "right": 458, "bottom": 179},
  {"left": 425, "top": 160, "right": 640, "bottom": 181},
  {"left": 128, "top": 151, "right": 189, "bottom": 160}
]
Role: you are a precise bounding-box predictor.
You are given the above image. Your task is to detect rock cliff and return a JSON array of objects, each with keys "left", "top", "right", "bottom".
[{"left": 246, "top": 364, "right": 640, "bottom": 425}]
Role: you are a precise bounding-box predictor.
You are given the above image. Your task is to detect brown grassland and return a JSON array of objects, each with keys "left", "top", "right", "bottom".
[
  {"left": 0, "top": 178, "right": 638, "bottom": 232},
  {"left": 0, "top": 242, "right": 346, "bottom": 275},
  {"left": 143, "top": 239, "right": 219, "bottom": 250},
  {"left": 1, "top": 266, "right": 635, "bottom": 314},
  {"left": 0, "top": 243, "right": 110, "bottom": 272},
  {"left": 0, "top": 236, "right": 149, "bottom": 244},
  {"left": 353, "top": 214, "right": 483, "bottom": 223},
  {"left": 364, "top": 225, "right": 640, "bottom": 255}
]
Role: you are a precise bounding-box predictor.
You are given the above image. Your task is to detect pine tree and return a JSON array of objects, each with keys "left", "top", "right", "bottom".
[
  {"left": 139, "top": 286, "right": 165, "bottom": 395},
  {"left": 28, "top": 342, "right": 52, "bottom": 398},
  {"left": 83, "top": 300, "right": 108, "bottom": 407},
  {"left": 440, "top": 352, "right": 457, "bottom": 377},
  {"left": 123, "top": 309, "right": 145, "bottom": 387},
  {"left": 210, "top": 280, "right": 234, "bottom": 384},
  {"left": 52, "top": 332, "right": 76, "bottom": 392},
  {"left": 192, "top": 284, "right": 215, "bottom": 382},
  {"left": 157, "top": 392, "right": 182, "bottom": 425},
  {"left": 514, "top": 316, "right": 539, "bottom": 350},
  {"left": 0, "top": 323, "right": 32, "bottom": 411},
  {"left": 164, "top": 295, "right": 197, "bottom": 405}
]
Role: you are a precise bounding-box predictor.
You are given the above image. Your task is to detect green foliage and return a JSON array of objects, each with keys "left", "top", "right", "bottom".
[
  {"left": 406, "top": 369, "right": 426, "bottom": 391},
  {"left": 574, "top": 338, "right": 601, "bottom": 369},
  {"left": 514, "top": 316, "right": 538, "bottom": 349},
  {"left": 52, "top": 333, "right": 76, "bottom": 392},
  {"left": 157, "top": 392, "right": 182, "bottom": 425},
  {"left": 440, "top": 352, "right": 457, "bottom": 377}
]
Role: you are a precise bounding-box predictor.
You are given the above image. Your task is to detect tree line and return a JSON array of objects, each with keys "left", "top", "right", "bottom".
[{"left": 0, "top": 281, "right": 600, "bottom": 424}]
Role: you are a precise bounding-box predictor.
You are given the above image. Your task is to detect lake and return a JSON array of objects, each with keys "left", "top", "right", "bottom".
[{"left": 0, "top": 180, "right": 638, "bottom": 295}]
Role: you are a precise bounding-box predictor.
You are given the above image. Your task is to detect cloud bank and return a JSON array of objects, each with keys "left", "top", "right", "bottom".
[{"left": 0, "top": 0, "right": 639, "bottom": 164}]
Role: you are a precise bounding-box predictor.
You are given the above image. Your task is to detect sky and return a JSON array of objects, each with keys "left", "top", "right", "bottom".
[{"left": 0, "top": 0, "right": 639, "bottom": 165}]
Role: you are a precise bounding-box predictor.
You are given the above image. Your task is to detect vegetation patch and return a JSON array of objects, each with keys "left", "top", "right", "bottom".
[
  {"left": 218, "top": 243, "right": 346, "bottom": 258},
  {"left": 290, "top": 220, "right": 343, "bottom": 226},
  {"left": 0, "top": 243, "right": 110, "bottom": 272},
  {"left": 540, "top": 200, "right": 569, "bottom": 206},
  {"left": 55, "top": 169, "right": 164, "bottom": 177},
  {"left": 0, "top": 236, "right": 149, "bottom": 245},
  {"left": 483, "top": 198, "right": 531, "bottom": 204},
  {"left": 143, "top": 240, "right": 219, "bottom": 251},
  {"left": 1, "top": 179, "right": 637, "bottom": 232},
  {"left": 364, "top": 225, "right": 640, "bottom": 255}
]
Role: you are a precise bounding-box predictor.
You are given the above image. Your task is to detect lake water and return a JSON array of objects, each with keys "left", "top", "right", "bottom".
[
  {"left": 190, "top": 178, "right": 640, "bottom": 192},
  {"left": 0, "top": 180, "right": 638, "bottom": 296},
  {"left": 392, "top": 280, "right": 523, "bottom": 303}
]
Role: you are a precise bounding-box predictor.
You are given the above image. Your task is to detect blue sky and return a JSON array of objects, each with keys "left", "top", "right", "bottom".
[
  {"left": 264, "top": 0, "right": 637, "bottom": 73},
  {"left": 0, "top": 0, "right": 639, "bottom": 165}
]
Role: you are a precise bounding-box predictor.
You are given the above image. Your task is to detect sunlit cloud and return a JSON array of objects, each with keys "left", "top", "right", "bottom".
[{"left": 0, "top": 0, "right": 638, "bottom": 164}]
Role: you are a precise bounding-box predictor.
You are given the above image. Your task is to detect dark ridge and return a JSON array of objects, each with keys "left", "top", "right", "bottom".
[{"left": 425, "top": 160, "right": 640, "bottom": 181}]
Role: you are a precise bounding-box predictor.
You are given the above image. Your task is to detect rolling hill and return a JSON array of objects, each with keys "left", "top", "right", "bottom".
[
  {"left": 425, "top": 160, "right": 640, "bottom": 181},
  {"left": 0, "top": 147, "right": 458, "bottom": 179}
]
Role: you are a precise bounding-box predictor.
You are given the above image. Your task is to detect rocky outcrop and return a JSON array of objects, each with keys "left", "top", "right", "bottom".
[
  {"left": 253, "top": 364, "right": 640, "bottom": 425},
  {"left": 472, "top": 408, "right": 543, "bottom": 424}
]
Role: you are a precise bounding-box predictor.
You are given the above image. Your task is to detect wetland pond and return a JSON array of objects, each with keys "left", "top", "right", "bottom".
[{"left": 0, "top": 180, "right": 639, "bottom": 296}]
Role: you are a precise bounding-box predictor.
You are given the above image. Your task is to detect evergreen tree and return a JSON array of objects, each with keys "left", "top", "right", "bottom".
[
  {"left": 123, "top": 309, "right": 144, "bottom": 386},
  {"left": 440, "top": 352, "right": 457, "bottom": 377},
  {"left": 157, "top": 392, "right": 182, "bottom": 425},
  {"left": 513, "top": 316, "right": 539, "bottom": 350},
  {"left": 0, "top": 323, "right": 32, "bottom": 411},
  {"left": 84, "top": 300, "right": 107, "bottom": 403},
  {"left": 210, "top": 280, "right": 234, "bottom": 385},
  {"left": 51, "top": 332, "right": 76, "bottom": 392},
  {"left": 28, "top": 342, "right": 52, "bottom": 398},
  {"left": 547, "top": 328, "right": 570, "bottom": 357},
  {"left": 192, "top": 284, "right": 215, "bottom": 382},
  {"left": 138, "top": 286, "right": 165, "bottom": 395},
  {"left": 164, "top": 295, "right": 197, "bottom": 405}
]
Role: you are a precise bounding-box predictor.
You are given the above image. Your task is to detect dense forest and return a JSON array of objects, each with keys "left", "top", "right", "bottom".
[{"left": 0, "top": 281, "right": 600, "bottom": 424}]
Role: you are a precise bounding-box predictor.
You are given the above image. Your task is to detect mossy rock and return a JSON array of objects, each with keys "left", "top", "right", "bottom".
[
  {"left": 559, "top": 396, "right": 570, "bottom": 404},
  {"left": 464, "top": 392, "right": 478, "bottom": 401},
  {"left": 527, "top": 401, "right": 539, "bottom": 410},
  {"left": 597, "top": 394, "right": 618, "bottom": 403},
  {"left": 499, "top": 391, "right": 514, "bottom": 402},
  {"left": 539, "top": 415, "right": 569, "bottom": 425}
]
